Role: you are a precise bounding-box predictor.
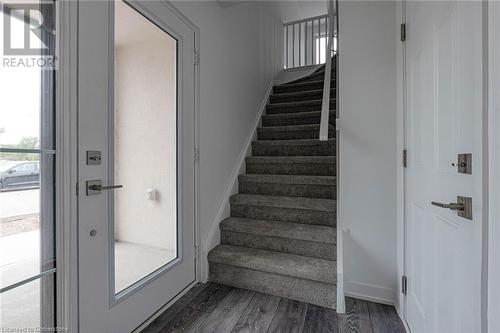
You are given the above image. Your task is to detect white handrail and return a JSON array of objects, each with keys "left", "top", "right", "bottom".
[{"left": 319, "top": 0, "right": 336, "bottom": 141}]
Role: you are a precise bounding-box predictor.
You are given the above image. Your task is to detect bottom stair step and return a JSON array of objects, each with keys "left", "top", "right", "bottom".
[{"left": 208, "top": 245, "right": 337, "bottom": 309}]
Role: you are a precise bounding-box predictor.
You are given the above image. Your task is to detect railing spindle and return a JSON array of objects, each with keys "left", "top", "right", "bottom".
[
  {"left": 283, "top": 14, "right": 330, "bottom": 69},
  {"left": 299, "top": 23, "right": 301, "bottom": 67}
]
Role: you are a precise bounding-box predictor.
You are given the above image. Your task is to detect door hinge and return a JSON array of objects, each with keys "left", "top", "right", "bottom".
[
  {"left": 194, "top": 147, "right": 200, "bottom": 164},
  {"left": 194, "top": 50, "right": 199, "bottom": 66},
  {"left": 401, "top": 23, "right": 406, "bottom": 42},
  {"left": 402, "top": 275, "right": 408, "bottom": 295},
  {"left": 76, "top": 182, "right": 79, "bottom": 196},
  {"left": 403, "top": 149, "right": 408, "bottom": 168}
]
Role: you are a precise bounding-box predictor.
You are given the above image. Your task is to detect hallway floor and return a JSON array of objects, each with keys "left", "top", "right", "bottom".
[{"left": 141, "top": 283, "right": 406, "bottom": 333}]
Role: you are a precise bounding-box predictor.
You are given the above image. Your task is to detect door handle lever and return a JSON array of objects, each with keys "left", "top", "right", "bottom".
[
  {"left": 431, "top": 201, "right": 464, "bottom": 211},
  {"left": 86, "top": 180, "right": 123, "bottom": 196},
  {"left": 431, "top": 196, "right": 473, "bottom": 220},
  {"left": 89, "top": 184, "right": 123, "bottom": 191}
]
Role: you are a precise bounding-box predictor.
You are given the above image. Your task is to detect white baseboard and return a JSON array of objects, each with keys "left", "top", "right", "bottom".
[
  {"left": 199, "top": 80, "right": 276, "bottom": 282},
  {"left": 395, "top": 303, "right": 410, "bottom": 333},
  {"left": 336, "top": 272, "right": 346, "bottom": 313},
  {"left": 344, "top": 280, "right": 396, "bottom": 306}
]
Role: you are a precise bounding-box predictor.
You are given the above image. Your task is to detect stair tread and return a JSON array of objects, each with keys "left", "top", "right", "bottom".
[
  {"left": 267, "top": 98, "right": 335, "bottom": 109},
  {"left": 263, "top": 110, "right": 335, "bottom": 119},
  {"left": 230, "top": 194, "right": 336, "bottom": 212},
  {"left": 257, "top": 124, "right": 334, "bottom": 132},
  {"left": 239, "top": 173, "right": 335, "bottom": 185},
  {"left": 208, "top": 244, "right": 336, "bottom": 284},
  {"left": 270, "top": 88, "right": 334, "bottom": 98},
  {"left": 279, "top": 79, "right": 324, "bottom": 87},
  {"left": 220, "top": 217, "right": 336, "bottom": 244},
  {"left": 253, "top": 138, "right": 335, "bottom": 146},
  {"left": 246, "top": 156, "right": 336, "bottom": 164},
  {"left": 279, "top": 79, "right": 334, "bottom": 88}
]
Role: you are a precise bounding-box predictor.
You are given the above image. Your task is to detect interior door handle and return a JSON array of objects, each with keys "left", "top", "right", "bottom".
[
  {"left": 431, "top": 196, "right": 473, "bottom": 220},
  {"left": 86, "top": 180, "right": 123, "bottom": 196},
  {"left": 431, "top": 201, "right": 464, "bottom": 211}
]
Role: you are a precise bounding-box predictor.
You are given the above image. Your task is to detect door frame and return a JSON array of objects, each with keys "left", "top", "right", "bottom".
[
  {"left": 395, "top": 0, "right": 407, "bottom": 326},
  {"left": 397, "top": 0, "right": 490, "bottom": 331},
  {"left": 55, "top": 0, "right": 78, "bottom": 331},
  {"left": 56, "top": 0, "right": 201, "bottom": 331}
]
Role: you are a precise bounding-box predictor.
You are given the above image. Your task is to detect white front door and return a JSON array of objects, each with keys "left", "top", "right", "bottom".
[
  {"left": 77, "top": 1, "right": 196, "bottom": 332},
  {"left": 405, "top": 1, "right": 483, "bottom": 332}
]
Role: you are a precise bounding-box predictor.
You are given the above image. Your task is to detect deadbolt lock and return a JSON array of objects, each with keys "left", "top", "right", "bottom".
[
  {"left": 451, "top": 153, "right": 472, "bottom": 174},
  {"left": 87, "top": 151, "right": 102, "bottom": 165}
]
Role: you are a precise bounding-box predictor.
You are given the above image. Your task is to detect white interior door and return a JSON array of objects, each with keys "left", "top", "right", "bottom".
[
  {"left": 77, "top": 1, "right": 196, "bottom": 332},
  {"left": 405, "top": 1, "right": 483, "bottom": 332}
]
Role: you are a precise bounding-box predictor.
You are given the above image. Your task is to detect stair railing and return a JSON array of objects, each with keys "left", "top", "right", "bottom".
[
  {"left": 319, "top": 0, "right": 337, "bottom": 141},
  {"left": 283, "top": 14, "right": 330, "bottom": 69}
]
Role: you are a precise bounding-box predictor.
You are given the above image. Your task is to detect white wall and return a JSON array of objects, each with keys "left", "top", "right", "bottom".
[
  {"left": 170, "top": 1, "right": 284, "bottom": 279},
  {"left": 274, "top": 65, "right": 321, "bottom": 84},
  {"left": 489, "top": 1, "right": 500, "bottom": 331},
  {"left": 338, "top": 0, "right": 399, "bottom": 304}
]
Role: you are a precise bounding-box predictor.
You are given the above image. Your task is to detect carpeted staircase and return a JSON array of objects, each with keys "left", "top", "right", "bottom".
[{"left": 208, "top": 62, "right": 337, "bottom": 309}]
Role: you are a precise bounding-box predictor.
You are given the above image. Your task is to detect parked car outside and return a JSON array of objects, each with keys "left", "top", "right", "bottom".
[{"left": 0, "top": 161, "right": 40, "bottom": 190}]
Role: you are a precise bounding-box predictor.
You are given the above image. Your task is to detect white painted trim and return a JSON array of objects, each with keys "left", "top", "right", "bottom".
[
  {"left": 334, "top": 29, "right": 345, "bottom": 315},
  {"left": 482, "top": 2, "right": 491, "bottom": 333},
  {"left": 56, "top": 1, "right": 79, "bottom": 331},
  {"left": 395, "top": 304, "right": 411, "bottom": 333},
  {"left": 319, "top": 0, "right": 335, "bottom": 142},
  {"left": 487, "top": 3, "right": 499, "bottom": 333},
  {"left": 160, "top": 0, "right": 203, "bottom": 285},
  {"left": 199, "top": 80, "right": 276, "bottom": 282},
  {"left": 131, "top": 280, "right": 198, "bottom": 333},
  {"left": 396, "top": 0, "right": 407, "bottom": 324},
  {"left": 344, "top": 281, "right": 397, "bottom": 306}
]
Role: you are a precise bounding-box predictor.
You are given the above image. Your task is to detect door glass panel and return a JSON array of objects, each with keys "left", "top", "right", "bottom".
[
  {"left": 0, "top": 275, "right": 55, "bottom": 330},
  {"left": 0, "top": 154, "right": 55, "bottom": 290},
  {"left": 0, "top": 1, "right": 56, "bottom": 331},
  {"left": 113, "top": 1, "right": 177, "bottom": 294}
]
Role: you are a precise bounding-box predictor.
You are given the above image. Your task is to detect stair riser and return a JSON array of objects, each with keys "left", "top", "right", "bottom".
[
  {"left": 231, "top": 204, "right": 336, "bottom": 226},
  {"left": 246, "top": 162, "right": 335, "bottom": 176},
  {"left": 221, "top": 231, "right": 336, "bottom": 260},
  {"left": 209, "top": 263, "right": 336, "bottom": 309},
  {"left": 262, "top": 115, "right": 322, "bottom": 126},
  {"left": 262, "top": 111, "right": 336, "bottom": 126},
  {"left": 270, "top": 90, "right": 335, "bottom": 104},
  {"left": 239, "top": 182, "right": 336, "bottom": 199},
  {"left": 252, "top": 142, "right": 335, "bottom": 156},
  {"left": 300, "top": 72, "right": 334, "bottom": 82},
  {"left": 273, "top": 82, "right": 324, "bottom": 94},
  {"left": 257, "top": 128, "right": 335, "bottom": 140},
  {"left": 266, "top": 101, "right": 335, "bottom": 115}
]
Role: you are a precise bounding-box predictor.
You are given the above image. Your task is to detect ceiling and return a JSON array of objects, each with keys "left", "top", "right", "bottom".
[
  {"left": 275, "top": 0, "right": 328, "bottom": 23},
  {"left": 216, "top": 0, "right": 328, "bottom": 23},
  {"left": 115, "top": 1, "right": 174, "bottom": 48}
]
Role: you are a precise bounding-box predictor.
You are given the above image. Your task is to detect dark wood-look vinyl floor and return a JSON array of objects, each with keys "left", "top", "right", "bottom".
[{"left": 141, "top": 283, "right": 406, "bottom": 333}]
